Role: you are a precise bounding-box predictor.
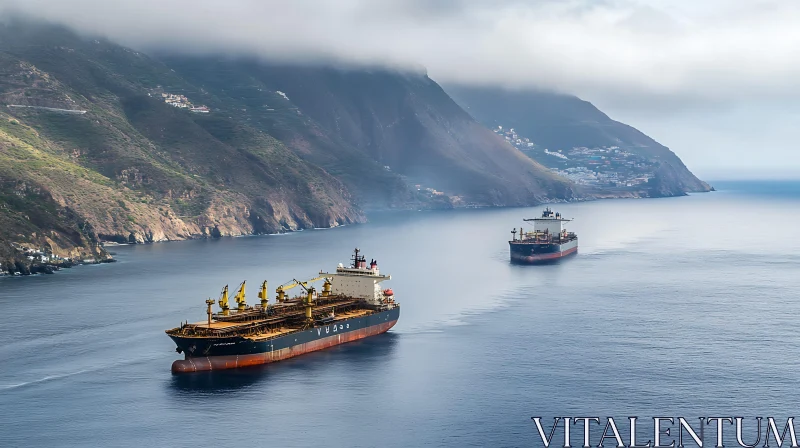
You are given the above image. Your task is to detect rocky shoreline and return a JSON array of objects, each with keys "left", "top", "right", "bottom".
[
  {"left": 0, "top": 221, "right": 339, "bottom": 278},
  {"left": 0, "top": 257, "right": 116, "bottom": 277}
]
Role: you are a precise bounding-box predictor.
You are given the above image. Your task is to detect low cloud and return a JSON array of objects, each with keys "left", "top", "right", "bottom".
[{"left": 1, "top": 0, "right": 799, "bottom": 109}]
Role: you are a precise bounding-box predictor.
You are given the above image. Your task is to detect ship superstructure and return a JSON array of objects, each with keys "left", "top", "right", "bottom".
[
  {"left": 509, "top": 207, "right": 578, "bottom": 263},
  {"left": 166, "top": 248, "right": 399, "bottom": 372}
]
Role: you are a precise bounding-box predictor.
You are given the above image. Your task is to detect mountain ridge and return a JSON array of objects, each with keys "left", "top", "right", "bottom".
[{"left": 444, "top": 85, "right": 711, "bottom": 197}]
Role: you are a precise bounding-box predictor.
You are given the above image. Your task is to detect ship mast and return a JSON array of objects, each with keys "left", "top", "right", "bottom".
[{"left": 205, "top": 298, "right": 215, "bottom": 327}]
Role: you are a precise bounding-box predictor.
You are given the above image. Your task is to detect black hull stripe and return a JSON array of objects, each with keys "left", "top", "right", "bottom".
[{"left": 169, "top": 307, "right": 400, "bottom": 358}]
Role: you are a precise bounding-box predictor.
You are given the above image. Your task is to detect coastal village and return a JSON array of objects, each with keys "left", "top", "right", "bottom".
[
  {"left": 148, "top": 91, "right": 210, "bottom": 113},
  {"left": 1, "top": 243, "right": 77, "bottom": 276},
  {"left": 493, "top": 126, "right": 656, "bottom": 188}
]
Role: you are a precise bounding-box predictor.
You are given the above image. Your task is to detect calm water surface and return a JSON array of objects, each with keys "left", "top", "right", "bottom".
[{"left": 1, "top": 181, "right": 799, "bottom": 447}]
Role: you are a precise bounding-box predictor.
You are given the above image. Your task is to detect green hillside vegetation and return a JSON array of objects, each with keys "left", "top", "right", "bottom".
[{"left": 0, "top": 22, "right": 362, "bottom": 266}]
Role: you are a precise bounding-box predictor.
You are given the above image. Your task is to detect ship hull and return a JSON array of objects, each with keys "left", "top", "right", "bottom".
[
  {"left": 509, "top": 238, "right": 578, "bottom": 264},
  {"left": 169, "top": 307, "right": 399, "bottom": 373}
]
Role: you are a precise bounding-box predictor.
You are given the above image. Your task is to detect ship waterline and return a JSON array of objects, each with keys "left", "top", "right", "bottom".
[
  {"left": 170, "top": 307, "right": 399, "bottom": 372},
  {"left": 510, "top": 240, "right": 578, "bottom": 263}
]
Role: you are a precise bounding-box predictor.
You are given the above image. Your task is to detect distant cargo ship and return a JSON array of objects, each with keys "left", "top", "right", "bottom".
[
  {"left": 509, "top": 207, "right": 578, "bottom": 263},
  {"left": 166, "top": 248, "right": 399, "bottom": 372}
]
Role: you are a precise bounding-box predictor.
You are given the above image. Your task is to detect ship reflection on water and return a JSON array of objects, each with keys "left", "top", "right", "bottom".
[
  {"left": 168, "top": 332, "right": 399, "bottom": 394},
  {"left": 509, "top": 256, "right": 575, "bottom": 266}
]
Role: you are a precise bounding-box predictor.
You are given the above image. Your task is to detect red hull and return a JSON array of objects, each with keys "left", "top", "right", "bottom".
[
  {"left": 171, "top": 319, "right": 398, "bottom": 373},
  {"left": 512, "top": 246, "right": 578, "bottom": 263}
]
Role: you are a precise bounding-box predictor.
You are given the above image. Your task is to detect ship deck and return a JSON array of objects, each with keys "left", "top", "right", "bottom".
[
  {"left": 510, "top": 235, "right": 578, "bottom": 245},
  {"left": 167, "top": 296, "right": 381, "bottom": 340},
  {"left": 188, "top": 321, "right": 242, "bottom": 329},
  {"left": 245, "top": 309, "right": 372, "bottom": 341}
]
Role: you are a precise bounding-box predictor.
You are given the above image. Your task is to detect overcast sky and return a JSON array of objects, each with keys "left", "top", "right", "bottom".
[{"left": 1, "top": 0, "right": 798, "bottom": 179}]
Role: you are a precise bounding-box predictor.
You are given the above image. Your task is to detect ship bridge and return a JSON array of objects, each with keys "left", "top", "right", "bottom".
[
  {"left": 319, "top": 248, "right": 391, "bottom": 305},
  {"left": 522, "top": 207, "right": 572, "bottom": 236}
]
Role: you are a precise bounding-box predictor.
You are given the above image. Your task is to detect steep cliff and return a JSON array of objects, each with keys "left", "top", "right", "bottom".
[{"left": 0, "top": 22, "right": 362, "bottom": 268}]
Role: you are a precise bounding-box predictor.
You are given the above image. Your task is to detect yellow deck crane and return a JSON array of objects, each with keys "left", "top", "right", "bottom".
[
  {"left": 319, "top": 276, "right": 332, "bottom": 298},
  {"left": 275, "top": 279, "right": 299, "bottom": 303},
  {"left": 233, "top": 281, "right": 247, "bottom": 312},
  {"left": 258, "top": 280, "right": 269, "bottom": 309},
  {"left": 275, "top": 276, "right": 332, "bottom": 302},
  {"left": 294, "top": 279, "right": 315, "bottom": 323},
  {"left": 218, "top": 285, "right": 230, "bottom": 316}
]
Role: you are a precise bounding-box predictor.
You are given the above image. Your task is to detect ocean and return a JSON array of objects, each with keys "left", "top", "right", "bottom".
[{"left": 1, "top": 181, "right": 799, "bottom": 447}]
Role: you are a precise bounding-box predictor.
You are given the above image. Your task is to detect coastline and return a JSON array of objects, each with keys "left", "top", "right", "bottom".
[{"left": 1, "top": 189, "right": 714, "bottom": 279}]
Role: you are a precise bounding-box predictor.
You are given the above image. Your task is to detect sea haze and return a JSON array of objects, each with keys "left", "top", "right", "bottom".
[{"left": 1, "top": 181, "right": 799, "bottom": 447}]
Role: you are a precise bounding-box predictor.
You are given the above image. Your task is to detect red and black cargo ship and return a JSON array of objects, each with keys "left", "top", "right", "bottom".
[
  {"left": 166, "top": 249, "right": 399, "bottom": 372},
  {"left": 509, "top": 208, "right": 578, "bottom": 263}
]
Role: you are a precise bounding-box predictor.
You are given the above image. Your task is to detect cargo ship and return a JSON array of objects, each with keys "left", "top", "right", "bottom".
[
  {"left": 166, "top": 248, "right": 399, "bottom": 373},
  {"left": 509, "top": 207, "right": 578, "bottom": 263}
]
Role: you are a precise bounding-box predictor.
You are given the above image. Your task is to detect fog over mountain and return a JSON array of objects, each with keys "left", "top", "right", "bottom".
[
  {"left": 1, "top": 0, "right": 797, "bottom": 102},
  {"left": 1, "top": 0, "right": 799, "bottom": 176}
]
